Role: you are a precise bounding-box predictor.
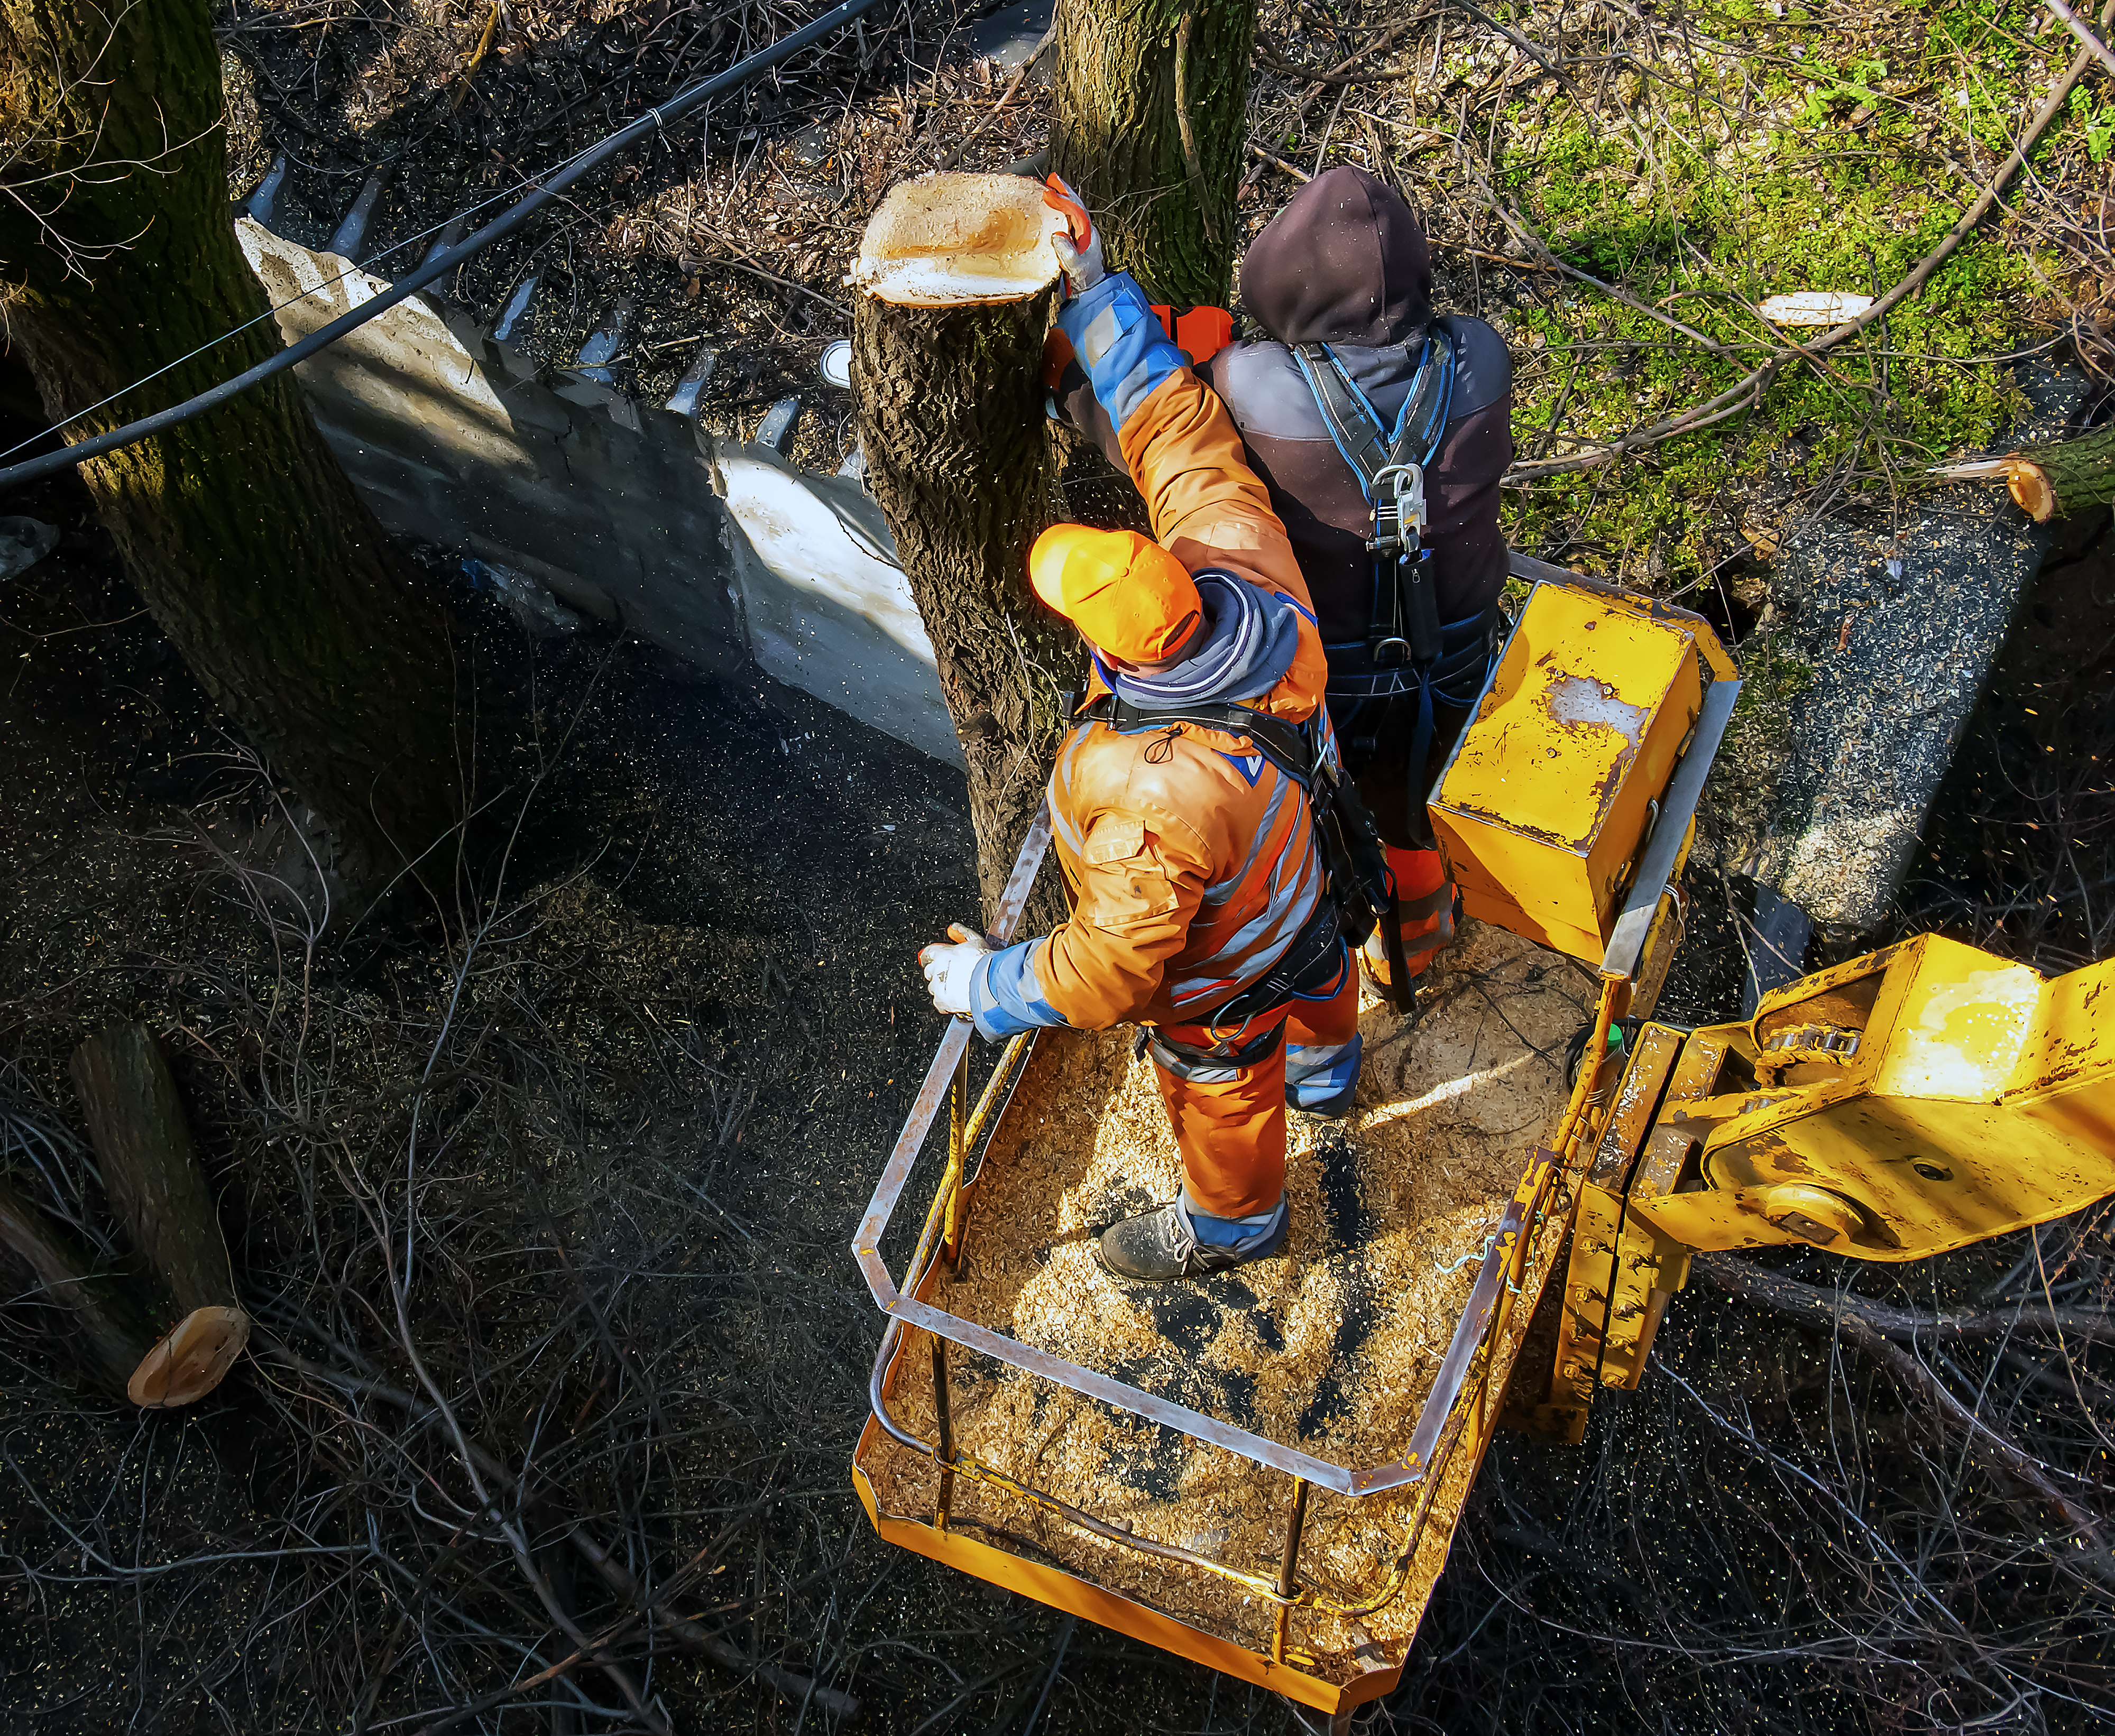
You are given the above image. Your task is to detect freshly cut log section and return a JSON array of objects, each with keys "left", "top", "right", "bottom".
[
  {"left": 70, "top": 1024, "right": 251, "bottom": 1406},
  {"left": 850, "top": 172, "right": 1066, "bottom": 306},
  {"left": 1933, "top": 425, "right": 2115, "bottom": 523}
]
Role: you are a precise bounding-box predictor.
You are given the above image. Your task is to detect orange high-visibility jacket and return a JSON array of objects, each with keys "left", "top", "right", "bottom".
[{"left": 970, "top": 287, "right": 1332, "bottom": 1039}]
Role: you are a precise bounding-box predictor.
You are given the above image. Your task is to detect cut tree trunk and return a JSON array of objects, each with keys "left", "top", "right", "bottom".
[
  {"left": 70, "top": 1025, "right": 250, "bottom": 1406},
  {"left": 1933, "top": 425, "right": 2115, "bottom": 523},
  {"left": 851, "top": 174, "right": 1075, "bottom": 921},
  {"left": 0, "top": 1176, "right": 154, "bottom": 1396},
  {"left": 0, "top": 0, "right": 468, "bottom": 876},
  {"left": 1051, "top": 0, "right": 1256, "bottom": 307}
]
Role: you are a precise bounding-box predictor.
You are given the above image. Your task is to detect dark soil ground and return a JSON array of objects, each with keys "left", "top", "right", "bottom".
[
  {"left": 4, "top": 0, "right": 2114, "bottom": 1729},
  {"left": 7, "top": 382, "right": 2115, "bottom": 1735}
]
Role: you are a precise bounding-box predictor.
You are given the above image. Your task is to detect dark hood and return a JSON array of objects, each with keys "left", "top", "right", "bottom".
[{"left": 1237, "top": 167, "right": 1432, "bottom": 347}]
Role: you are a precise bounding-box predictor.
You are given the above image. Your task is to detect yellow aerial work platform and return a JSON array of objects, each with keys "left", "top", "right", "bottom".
[{"left": 850, "top": 572, "right": 2115, "bottom": 1723}]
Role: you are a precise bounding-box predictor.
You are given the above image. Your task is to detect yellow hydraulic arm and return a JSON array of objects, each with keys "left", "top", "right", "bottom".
[{"left": 1519, "top": 936, "right": 2115, "bottom": 1441}]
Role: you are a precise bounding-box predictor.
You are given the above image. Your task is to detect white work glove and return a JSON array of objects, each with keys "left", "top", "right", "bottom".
[
  {"left": 919, "top": 922, "right": 990, "bottom": 1019},
  {"left": 1042, "top": 174, "right": 1106, "bottom": 298}
]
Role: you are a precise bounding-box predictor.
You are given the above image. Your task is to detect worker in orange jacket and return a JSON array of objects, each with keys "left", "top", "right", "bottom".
[{"left": 919, "top": 180, "right": 1360, "bottom": 1284}]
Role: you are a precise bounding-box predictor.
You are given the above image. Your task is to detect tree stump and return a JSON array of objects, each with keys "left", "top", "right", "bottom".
[
  {"left": 0, "top": 1177, "right": 154, "bottom": 1397},
  {"left": 70, "top": 1026, "right": 250, "bottom": 1406},
  {"left": 1933, "top": 426, "right": 2115, "bottom": 522},
  {"left": 1050, "top": 0, "right": 1256, "bottom": 306},
  {"left": 851, "top": 173, "right": 1076, "bottom": 922}
]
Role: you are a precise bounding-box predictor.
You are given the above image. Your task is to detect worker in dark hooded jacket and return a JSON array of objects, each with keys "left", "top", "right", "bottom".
[{"left": 1050, "top": 168, "right": 1513, "bottom": 997}]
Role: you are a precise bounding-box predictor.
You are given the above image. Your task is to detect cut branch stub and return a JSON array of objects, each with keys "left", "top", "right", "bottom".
[
  {"left": 851, "top": 173, "right": 1075, "bottom": 924},
  {"left": 1930, "top": 426, "right": 2115, "bottom": 524},
  {"left": 70, "top": 1024, "right": 250, "bottom": 1406}
]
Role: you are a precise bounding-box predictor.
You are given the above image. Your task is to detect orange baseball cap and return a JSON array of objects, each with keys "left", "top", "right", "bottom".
[{"left": 1029, "top": 525, "right": 1202, "bottom": 664}]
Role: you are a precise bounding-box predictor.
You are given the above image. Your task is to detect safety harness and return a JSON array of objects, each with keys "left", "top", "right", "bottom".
[
  {"left": 1069, "top": 692, "right": 1414, "bottom": 1015},
  {"left": 1290, "top": 326, "right": 1497, "bottom": 801}
]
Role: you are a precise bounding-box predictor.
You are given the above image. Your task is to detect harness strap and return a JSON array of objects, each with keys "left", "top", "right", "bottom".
[
  {"left": 1071, "top": 692, "right": 1317, "bottom": 787},
  {"left": 1290, "top": 335, "right": 1456, "bottom": 502}
]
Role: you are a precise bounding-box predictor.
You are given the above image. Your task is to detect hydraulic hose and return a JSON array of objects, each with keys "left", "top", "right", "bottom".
[{"left": 0, "top": 0, "right": 884, "bottom": 494}]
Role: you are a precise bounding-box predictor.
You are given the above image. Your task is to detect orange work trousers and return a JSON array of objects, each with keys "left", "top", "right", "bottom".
[{"left": 1148, "top": 961, "right": 1361, "bottom": 1220}]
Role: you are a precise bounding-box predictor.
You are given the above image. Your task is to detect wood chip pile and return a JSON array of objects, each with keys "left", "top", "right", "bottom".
[{"left": 866, "top": 921, "right": 1595, "bottom": 1675}]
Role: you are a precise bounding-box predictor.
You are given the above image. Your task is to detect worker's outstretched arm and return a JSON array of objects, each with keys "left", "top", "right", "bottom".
[{"left": 1053, "top": 271, "right": 1313, "bottom": 615}]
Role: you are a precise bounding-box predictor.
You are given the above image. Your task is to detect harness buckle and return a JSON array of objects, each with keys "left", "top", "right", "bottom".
[
  {"left": 1364, "top": 462, "right": 1427, "bottom": 557},
  {"left": 1371, "top": 635, "right": 1410, "bottom": 668}
]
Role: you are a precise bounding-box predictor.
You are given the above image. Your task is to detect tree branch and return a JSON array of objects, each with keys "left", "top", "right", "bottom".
[{"left": 1697, "top": 1255, "right": 2114, "bottom": 1553}]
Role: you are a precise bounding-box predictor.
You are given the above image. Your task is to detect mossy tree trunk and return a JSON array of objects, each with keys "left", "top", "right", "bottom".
[
  {"left": 0, "top": 0, "right": 466, "bottom": 874},
  {"left": 852, "top": 285, "right": 1072, "bottom": 925},
  {"left": 70, "top": 1027, "right": 240, "bottom": 1325},
  {"left": 71, "top": 1024, "right": 251, "bottom": 1406},
  {"left": 1051, "top": 0, "right": 1256, "bottom": 307}
]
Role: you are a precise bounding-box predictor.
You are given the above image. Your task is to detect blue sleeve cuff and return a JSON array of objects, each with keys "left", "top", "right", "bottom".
[
  {"left": 1054, "top": 272, "right": 1186, "bottom": 432},
  {"left": 970, "top": 941, "right": 1068, "bottom": 1042}
]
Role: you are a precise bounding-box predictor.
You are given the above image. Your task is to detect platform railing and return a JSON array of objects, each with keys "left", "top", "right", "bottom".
[{"left": 851, "top": 806, "right": 1629, "bottom": 1628}]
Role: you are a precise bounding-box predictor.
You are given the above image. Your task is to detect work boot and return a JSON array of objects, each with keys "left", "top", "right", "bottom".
[{"left": 1096, "top": 1196, "right": 1288, "bottom": 1283}]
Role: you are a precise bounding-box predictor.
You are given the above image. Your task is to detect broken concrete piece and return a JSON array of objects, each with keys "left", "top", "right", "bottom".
[
  {"left": 709, "top": 437, "right": 960, "bottom": 766},
  {"left": 0, "top": 515, "right": 59, "bottom": 581},
  {"left": 1746, "top": 360, "right": 2085, "bottom": 931},
  {"left": 463, "top": 557, "right": 581, "bottom": 636},
  {"left": 234, "top": 218, "right": 960, "bottom": 768}
]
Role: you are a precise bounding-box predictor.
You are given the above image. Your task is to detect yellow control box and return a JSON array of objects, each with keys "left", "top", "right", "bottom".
[{"left": 1430, "top": 579, "right": 1734, "bottom": 962}]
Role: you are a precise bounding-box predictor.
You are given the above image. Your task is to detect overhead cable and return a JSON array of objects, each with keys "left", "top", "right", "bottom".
[{"left": 0, "top": 0, "right": 884, "bottom": 494}]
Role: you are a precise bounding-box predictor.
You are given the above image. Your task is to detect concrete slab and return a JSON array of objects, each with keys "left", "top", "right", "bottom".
[
  {"left": 234, "top": 219, "right": 959, "bottom": 765},
  {"left": 237, "top": 219, "right": 746, "bottom": 677},
  {"left": 1746, "top": 361, "right": 2089, "bottom": 931},
  {"left": 709, "top": 440, "right": 961, "bottom": 767}
]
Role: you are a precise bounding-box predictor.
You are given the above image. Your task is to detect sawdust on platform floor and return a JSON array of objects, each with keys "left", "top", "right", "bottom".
[{"left": 867, "top": 920, "right": 1594, "bottom": 1674}]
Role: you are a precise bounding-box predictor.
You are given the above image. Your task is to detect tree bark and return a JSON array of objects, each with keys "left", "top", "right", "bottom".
[
  {"left": 70, "top": 1024, "right": 250, "bottom": 1405},
  {"left": 1051, "top": 0, "right": 1256, "bottom": 307},
  {"left": 0, "top": 0, "right": 467, "bottom": 873},
  {"left": 851, "top": 182, "right": 1073, "bottom": 921},
  {"left": 0, "top": 1176, "right": 154, "bottom": 1396}
]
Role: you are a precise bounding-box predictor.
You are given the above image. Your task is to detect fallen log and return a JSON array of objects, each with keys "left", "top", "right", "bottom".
[
  {"left": 70, "top": 1024, "right": 249, "bottom": 1406},
  {"left": 1932, "top": 424, "right": 2115, "bottom": 523},
  {"left": 0, "top": 1174, "right": 154, "bottom": 1395},
  {"left": 1695, "top": 1251, "right": 2115, "bottom": 1346}
]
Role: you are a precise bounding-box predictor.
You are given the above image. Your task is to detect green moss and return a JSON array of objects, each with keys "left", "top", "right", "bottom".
[{"left": 1482, "top": 0, "right": 2079, "bottom": 585}]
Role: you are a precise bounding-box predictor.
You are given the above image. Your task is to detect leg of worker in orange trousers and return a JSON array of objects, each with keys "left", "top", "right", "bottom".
[
  {"left": 1151, "top": 1031, "right": 1289, "bottom": 1223},
  {"left": 1284, "top": 957, "right": 1363, "bottom": 1117},
  {"left": 1363, "top": 846, "right": 1456, "bottom": 991}
]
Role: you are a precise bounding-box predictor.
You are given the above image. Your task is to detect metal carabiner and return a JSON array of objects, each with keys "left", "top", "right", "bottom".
[
  {"left": 1364, "top": 461, "right": 1427, "bottom": 557},
  {"left": 1376, "top": 461, "right": 1427, "bottom": 539}
]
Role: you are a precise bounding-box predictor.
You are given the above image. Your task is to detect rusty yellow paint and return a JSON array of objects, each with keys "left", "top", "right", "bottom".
[
  {"left": 1621, "top": 936, "right": 2115, "bottom": 1262},
  {"left": 1430, "top": 580, "right": 1721, "bottom": 962}
]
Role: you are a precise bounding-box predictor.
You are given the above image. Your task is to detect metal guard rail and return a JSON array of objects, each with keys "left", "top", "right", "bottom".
[{"left": 852, "top": 805, "right": 1629, "bottom": 1618}]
